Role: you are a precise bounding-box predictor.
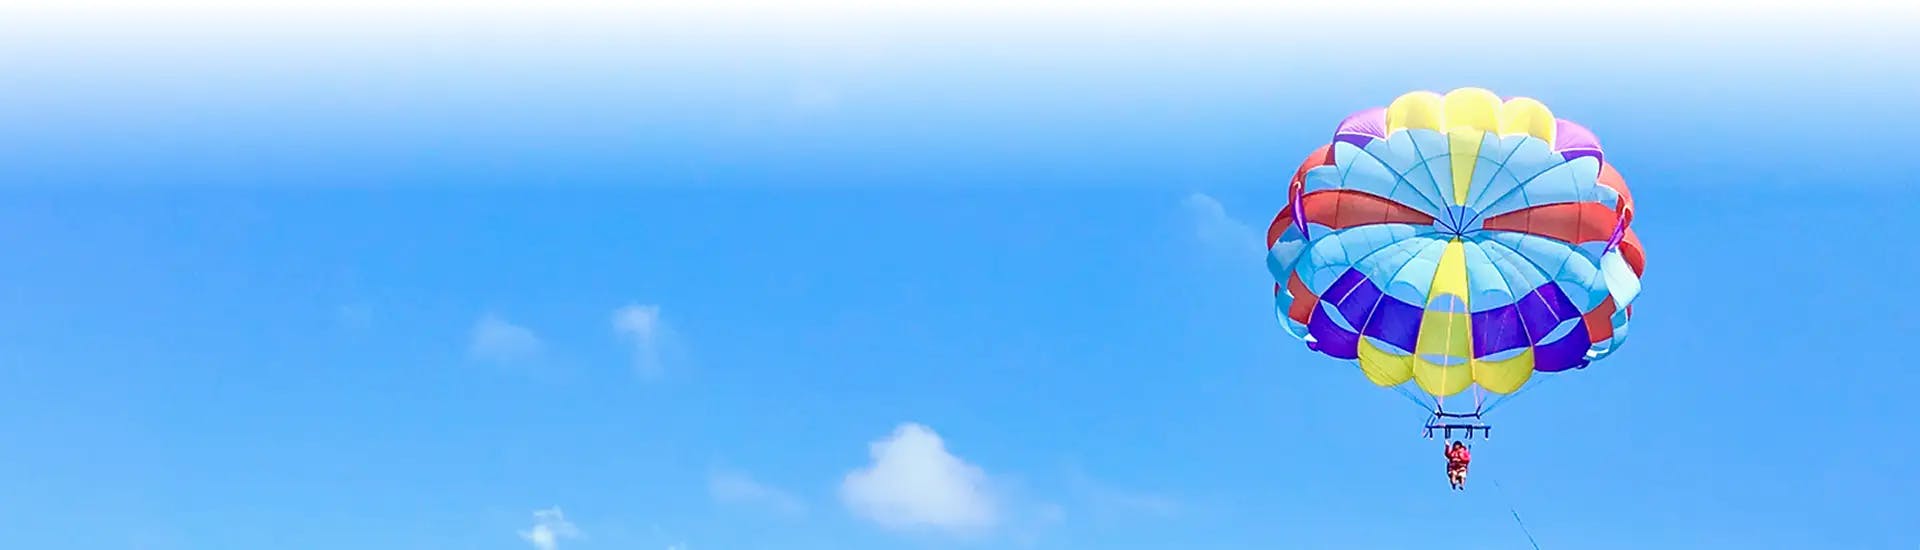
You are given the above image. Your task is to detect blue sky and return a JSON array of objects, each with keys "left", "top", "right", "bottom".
[{"left": 1, "top": 2, "right": 1917, "bottom": 549}]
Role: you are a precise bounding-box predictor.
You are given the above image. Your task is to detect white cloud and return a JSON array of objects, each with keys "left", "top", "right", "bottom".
[
  {"left": 470, "top": 313, "right": 543, "bottom": 362},
  {"left": 1183, "top": 192, "right": 1264, "bottom": 261},
  {"left": 840, "top": 423, "right": 997, "bottom": 534},
  {"left": 612, "top": 304, "right": 673, "bottom": 377},
  {"left": 518, "top": 507, "right": 582, "bottom": 550},
  {"left": 710, "top": 469, "right": 805, "bottom": 516}
]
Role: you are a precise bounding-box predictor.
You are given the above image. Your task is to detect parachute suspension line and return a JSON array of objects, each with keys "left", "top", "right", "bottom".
[
  {"left": 1349, "top": 281, "right": 1429, "bottom": 415},
  {"left": 1349, "top": 361, "right": 1433, "bottom": 413},
  {"left": 1438, "top": 314, "right": 1459, "bottom": 413},
  {"left": 1389, "top": 381, "right": 1433, "bottom": 412},
  {"left": 1483, "top": 390, "right": 1513, "bottom": 416},
  {"left": 1472, "top": 381, "right": 1485, "bottom": 415},
  {"left": 1491, "top": 477, "right": 1543, "bottom": 550},
  {"left": 1481, "top": 372, "right": 1558, "bottom": 416}
]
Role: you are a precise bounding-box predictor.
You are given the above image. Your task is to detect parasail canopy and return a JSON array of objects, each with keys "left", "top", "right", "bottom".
[{"left": 1267, "top": 87, "right": 1646, "bottom": 412}]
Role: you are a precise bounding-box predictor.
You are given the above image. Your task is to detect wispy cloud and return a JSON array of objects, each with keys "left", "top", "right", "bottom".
[
  {"left": 710, "top": 469, "right": 806, "bottom": 516},
  {"left": 840, "top": 423, "right": 998, "bottom": 534},
  {"left": 612, "top": 304, "right": 679, "bottom": 378},
  {"left": 470, "top": 313, "right": 543, "bottom": 363},
  {"left": 518, "top": 507, "right": 582, "bottom": 550},
  {"left": 1068, "top": 468, "right": 1179, "bottom": 519},
  {"left": 1183, "top": 192, "right": 1264, "bottom": 260},
  {"left": 1093, "top": 486, "right": 1178, "bottom": 517}
]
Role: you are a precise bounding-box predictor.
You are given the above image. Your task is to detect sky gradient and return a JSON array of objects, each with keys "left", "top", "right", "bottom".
[{"left": 2, "top": 2, "right": 1917, "bottom": 549}]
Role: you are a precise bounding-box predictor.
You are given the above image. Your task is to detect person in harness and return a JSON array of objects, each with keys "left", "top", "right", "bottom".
[{"left": 1444, "top": 440, "right": 1471, "bottom": 490}]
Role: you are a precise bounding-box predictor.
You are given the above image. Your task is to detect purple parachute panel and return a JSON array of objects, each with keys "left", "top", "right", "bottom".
[
  {"left": 1554, "top": 119, "right": 1604, "bottom": 164},
  {"left": 1333, "top": 107, "right": 1388, "bottom": 149}
]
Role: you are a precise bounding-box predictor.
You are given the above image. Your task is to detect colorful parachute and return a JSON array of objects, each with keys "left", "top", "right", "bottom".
[{"left": 1267, "top": 87, "right": 1646, "bottom": 414}]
